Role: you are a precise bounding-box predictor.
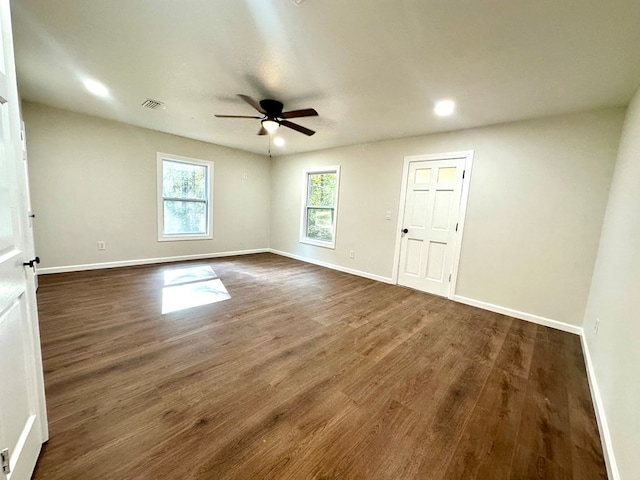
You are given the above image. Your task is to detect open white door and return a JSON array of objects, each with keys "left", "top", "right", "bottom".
[
  {"left": 0, "top": 0, "right": 48, "bottom": 478},
  {"left": 20, "top": 120, "right": 38, "bottom": 291},
  {"left": 395, "top": 151, "right": 473, "bottom": 298}
]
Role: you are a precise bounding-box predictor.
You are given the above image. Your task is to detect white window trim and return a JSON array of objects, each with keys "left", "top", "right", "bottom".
[
  {"left": 157, "top": 152, "right": 214, "bottom": 242},
  {"left": 299, "top": 165, "right": 341, "bottom": 249}
]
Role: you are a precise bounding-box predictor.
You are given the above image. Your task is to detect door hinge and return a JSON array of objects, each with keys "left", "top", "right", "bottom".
[
  {"left": 449, "top": 274, "right": 452, "bottom": 282},
  {"left": 1, "top": 448, "right": 10, "bottom": 474},
  {"left": 455, "top": 223, "right": 458, "bottom": 232},
  {"left": 462, "top": 170, "right": 465, "bottom": 179}
]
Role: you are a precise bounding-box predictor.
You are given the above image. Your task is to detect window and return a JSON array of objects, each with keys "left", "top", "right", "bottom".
[
  {"left": 157, "top": 153, "right": 213, "bottom": 241},
  {"left": 300, "top": 166, "right": 340, "bottom": 248}
]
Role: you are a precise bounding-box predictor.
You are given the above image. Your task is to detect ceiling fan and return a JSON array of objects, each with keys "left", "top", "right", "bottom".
[{"left": 215, "top": 94, "right": 318, "bottom": 136}]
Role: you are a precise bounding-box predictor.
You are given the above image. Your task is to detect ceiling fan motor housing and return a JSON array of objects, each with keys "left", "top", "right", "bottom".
[{"left": 260, "top": 99, "right": 284, "bottom": 118}]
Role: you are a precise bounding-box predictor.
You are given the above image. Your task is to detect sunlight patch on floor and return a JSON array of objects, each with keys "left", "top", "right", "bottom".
[{"left": 162, "top": 266, "right": 230, "bottom": 314}]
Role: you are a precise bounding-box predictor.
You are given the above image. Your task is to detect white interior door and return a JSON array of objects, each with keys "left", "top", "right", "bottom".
[
  {"left": 0, "top": 0, "right": 48, "bottom": 478},
  {"left": 397, "top": 156, "right": 466, "bottom": 297},
  {"left": 20, "top": 120, "right": 38, "bottom": 290}
]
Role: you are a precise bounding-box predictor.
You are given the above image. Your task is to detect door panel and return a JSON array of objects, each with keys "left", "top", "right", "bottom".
[
  {"left": 437, "top": 166, "right": 457, "bottom": 182},
  {"left": 404, "top": 238, "right": 423, "bottom": 276},
  {"left": 1, "top": 302, "right": 32, "bottom": 443},
  {"left": 432, "top": 190, "right": 453, "bottom": 229},
  {"left": 410, "top": 191, "right": 429, "bottom": 227},
  {"left": 426, "top": 241, "right": 446, "bottom": 280},
  {"left": 414, "top": 167, "right": 432, "bottom": 183},
  {"left": 397, "top": 158, "right": 465, "bottom": 296}
]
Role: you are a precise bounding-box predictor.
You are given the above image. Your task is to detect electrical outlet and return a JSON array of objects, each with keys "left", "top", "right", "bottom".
[
  {"left": 594, "top": 318, "right": 600, "bottom": 335},
  {"left": 385, "top": 211, "right": 392, "bottom": 220},
  {"left": 97, "top": 241, "right": 106, "bottom": 251},
  {"left": 349, "top": 250, "right": 355, "bottom": 259}
]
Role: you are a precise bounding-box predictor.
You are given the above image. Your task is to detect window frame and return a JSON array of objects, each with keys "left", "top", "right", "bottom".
[
  {"left": 156, "top": 152, "right": 214, "bottom": 242},
  {"left": 299, "top": 165, "right": 341, "bottom": 249}
]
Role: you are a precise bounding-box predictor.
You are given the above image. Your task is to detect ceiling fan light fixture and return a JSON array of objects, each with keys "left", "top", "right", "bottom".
[{"left": 262, "top": 119, "right": 280, "bottom": 133}]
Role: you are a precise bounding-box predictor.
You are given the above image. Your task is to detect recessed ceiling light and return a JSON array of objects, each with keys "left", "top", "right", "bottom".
[
  {"left": 434, "top": 100, "right": 455, "bottom": 116},
  {"left": 273, "top": 137, "right": 285, "bottom": 147},
  {"left": 83, "top": 79, "right": 109, "bottom": 97}
]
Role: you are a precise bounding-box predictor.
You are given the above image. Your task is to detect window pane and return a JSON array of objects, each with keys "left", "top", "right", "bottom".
[
  {"left": 306, "top": 208, "right": 334, "bottom": 241},
  {"left": 164, "top": 200, "right": 207, "bottom": 235},
  {"left": 308, "top": 173, "right": 336, "bottom": 207},
  {"left": 163, "top": 160, "right": 207, "bottom": 200}
]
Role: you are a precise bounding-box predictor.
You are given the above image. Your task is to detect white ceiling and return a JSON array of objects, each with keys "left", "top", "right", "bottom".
[{"left": 11, "top": 0, "right": 640, "bottom": 156}]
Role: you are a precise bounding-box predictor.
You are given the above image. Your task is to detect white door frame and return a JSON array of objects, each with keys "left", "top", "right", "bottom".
[{"left": 392, "top": 150, "right": 474, "bottom": 299}]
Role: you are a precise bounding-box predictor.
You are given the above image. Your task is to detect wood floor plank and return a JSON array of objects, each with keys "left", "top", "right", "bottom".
[
  {"left": 444, "top": 369, "right": 528, "bottom": 479},
  {"left": 516, "top": 389, "right": 572, "bottom": 473},
  {"left": 510, "top": 443, "right": 573, "bottom": 480},
  {"left": 32, "top": 253, "right": 607, "bottom": 479},
  {"left": 493, "top": 320, "right": 537, "bottom": 378},
  {"left": 412, "top": 360, "right": 493, "bottom": 479}
]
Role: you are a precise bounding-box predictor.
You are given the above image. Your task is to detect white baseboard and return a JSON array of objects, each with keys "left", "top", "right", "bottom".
[
  {"left": 37, "top": 248, "right": 270, "bottom": 274},
  {"left": 579, "top": 333, "right": 620, "bottom": 480},
  {"left": 268, "top": 249, "right": 394, "bottom": 285},
  {"left": 452, "top": 295, "right": 582, "bottom": 335}
]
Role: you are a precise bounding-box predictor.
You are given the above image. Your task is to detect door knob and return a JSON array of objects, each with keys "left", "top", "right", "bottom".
[
  {"left": 23, "top": 256, "right": 40, "bottom": 268},
  {"left": 402, "top": 228, "right": 408, "bottom": 234}
]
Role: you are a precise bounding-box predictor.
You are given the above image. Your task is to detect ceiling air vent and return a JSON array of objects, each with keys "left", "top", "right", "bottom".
[{"left": 141, "top": 98, "right": 164, "bottom": 109}]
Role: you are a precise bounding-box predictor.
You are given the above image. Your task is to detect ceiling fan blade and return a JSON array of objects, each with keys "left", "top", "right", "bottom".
[
  {"left": 238, "top": 94, "right": 267, "bottom": 114},
  {"left": 257, "top": 126, "right": 268, "bottom": 135},
  {"left": 280, "top": 120, "right": 316, "bottom": 136},
  {"left": 280, "top": 108, "right": 318, "bottom": 119},
  {"left": 214, "top": 115, "right": 262, "bottom": 119}
]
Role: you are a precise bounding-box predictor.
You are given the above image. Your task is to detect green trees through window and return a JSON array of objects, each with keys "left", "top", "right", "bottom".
[
  {"left": 303, "top": 167, "right": 340, "bottom": 247},
  {"left": 163, "top": 160, "right": 208, "bottom": 235},
  {"left": 158, "top": 155, "right": 212, "bottom": 240},
  {"left": 306, "top": 173, "right": 336, "bottom": 241}
]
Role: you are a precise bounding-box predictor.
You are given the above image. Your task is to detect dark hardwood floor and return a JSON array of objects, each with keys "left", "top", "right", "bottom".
[{"left": 32, "top": 253, "right": 606, "bottom": 479}]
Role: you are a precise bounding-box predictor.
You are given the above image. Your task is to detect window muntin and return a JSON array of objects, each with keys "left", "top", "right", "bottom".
[
  {"left": 301, "top": 166, "right": 340, "bottom": 248},
  {"left": 157, "top": 154, "right": 213, "bottom": 241}
]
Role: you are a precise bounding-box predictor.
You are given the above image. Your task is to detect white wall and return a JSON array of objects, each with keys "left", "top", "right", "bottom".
[
  {"left": 24, "top": 102, "right": 625, "bottom": 330},
  {"left": 23, "top": 102, "right": 271, "bottom": 269},
  {"left": 271, "top": 109, "right": 624, "bottom": 326},
  {"left": 583, "top": 86, "right": 640, "bottom": 479}
]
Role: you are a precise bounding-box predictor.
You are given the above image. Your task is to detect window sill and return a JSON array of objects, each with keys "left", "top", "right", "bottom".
[
  {"left": 158, "top": 234, "right": 213, "bottom": 242},
  {"left": 300, "top": 237, "right": 336, "bottom": 249}
]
